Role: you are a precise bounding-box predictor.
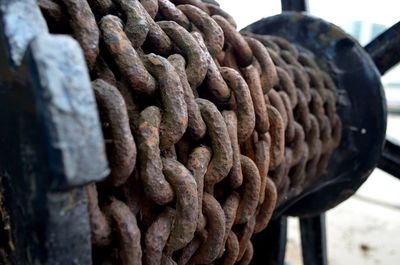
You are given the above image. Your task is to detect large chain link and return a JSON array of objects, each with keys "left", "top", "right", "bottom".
[{"left": 38, "top": 1, "right": 341, "bottom": 264}]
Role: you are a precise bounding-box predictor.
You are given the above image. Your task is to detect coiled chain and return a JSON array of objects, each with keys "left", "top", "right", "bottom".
[{"left": 39, "top": 0, "right": 341, "bottom": 264}]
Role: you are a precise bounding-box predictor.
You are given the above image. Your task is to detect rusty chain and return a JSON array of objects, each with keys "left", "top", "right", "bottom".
[{"left": 38, "top": 0, "right": 342, "bottom": 264}]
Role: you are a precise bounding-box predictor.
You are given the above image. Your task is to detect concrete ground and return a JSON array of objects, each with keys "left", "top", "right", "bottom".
[{"left": 285, "top": 115, "right": 400, "bottom": 265}]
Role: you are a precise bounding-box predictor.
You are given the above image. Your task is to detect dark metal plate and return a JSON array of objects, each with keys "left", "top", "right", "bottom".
[{"left": 243, "top": 12, "right": 387, "bottom": 217}]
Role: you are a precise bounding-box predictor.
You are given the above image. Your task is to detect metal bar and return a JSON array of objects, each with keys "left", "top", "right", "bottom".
[
  {"left": 378, "top": 138, "right": 400, "bottom": 180},
  {"left": 251, "top": 217, "right": 287, "bottom": 265},
  {"left": 28, "top": 34, "right": 109, "bottom": 190},
  {"left": 281, "top": 0, "right": 308, "bottom": 12},
  {"left": 300, "top": 214, "right": 328, "bottom": 265},
  {"left": 365, "top": 21, "right": 400, "bottom": 75}
]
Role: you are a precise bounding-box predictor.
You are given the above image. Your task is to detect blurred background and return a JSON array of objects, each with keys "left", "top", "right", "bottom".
[{"left": 217, "top": 1, "right": 400, "bottom": 264}]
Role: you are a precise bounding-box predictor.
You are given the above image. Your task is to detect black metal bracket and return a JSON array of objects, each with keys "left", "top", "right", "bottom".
[
  {"left": 0, "top": 1, "right": 109, "bottom": 264},
  {"left": 251, "top": 217, "right": 288, "bottom": 265},
  {"left": 365, "top": 21, "right": 400, "bottom": 75},
  {"left": 378, "top": 138, "right": 400, "bottom": 180},
  {"left": 300, "top": 214, "right": 328, "bottom": 265}
]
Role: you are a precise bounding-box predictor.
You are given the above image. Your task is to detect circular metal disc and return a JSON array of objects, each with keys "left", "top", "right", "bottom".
[{"left": 243, "top": 12, "right": 387, "bottom": 217}]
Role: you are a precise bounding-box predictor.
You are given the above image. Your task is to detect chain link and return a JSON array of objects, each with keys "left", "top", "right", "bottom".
[{"left": 38, "top": 1, "right": 342, "bottom": 264}]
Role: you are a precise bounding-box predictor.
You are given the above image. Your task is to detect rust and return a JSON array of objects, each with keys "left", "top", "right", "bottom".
[
  {"left": 158, "top": 20, "right": 208, "bottom": 89},
  {"left": 205, "top": 3, "right": 237, "bottom": 29},
  {"left": 220, "top": 67, "right": 255, "bottom": 144},
  {"left": 38, "top": 0, "right": 66, "bottom": 23},
  {"left": 240, "top": 135, "right": 256, "bottom": 162},
  {"left": 294, "top": 89, "right": 312, "bottom": 132},
  {"left": 235, "top": 156, "right": 261, "bottom": 225},
  {"left": 241, "top": 31, "right": 281, "bottom": 53},
  {"left": 115, "top": 0, "right": 150, "bottom": 49},
  {"left": 39, "top": 1, "right": 344, "bottom": 263},
  {"left": 163, "top": 158, "right": 198, "bottom": 253},
  {"left": 161, "top": 254, "right": 178, "bottom": 265},
  {"left": 222, "top": 111, "right": 243, "bottom": 188},
  {"left": 99, "top": 15, "right": 157, "bottom": 96},
  {"left": 245, "top": 37, "right": 278, "bottom": 92},
  {"left": 322, "top": 71, "right": 337, "bottom": 97},
  {"left": 116, "top": 81, "right": 142, "bottom": 132},
  {"left": 275, "top": 67, "right": 298, "bottom": 108},
  {"left": 142, "top": 53, "right": 188, "bottom": 149},
  {"left": 254, "top": 177, "right": 277, "bottom": 233},
  {"left": 196, "top": 98, "right": 233, "bottom": 190},
  {"left": 254, "top": 135, "right": 270, "bottom": 203},
  {"left": 236, "top": 241, "right": 253, "bottom": 265},
  {"left": 92, "top": 79, "right": 136, "bottom": 186},
  {"left": 178, "top": 4, "right": 224, "bottom": 57},
  {"left": 279, "top": 91, "right": 296, "bottom": 142},
  {"left": 93, "top": 56, "right": 117, "bottom": 87},
  {"left": 305, "top": 115, "right": 321, "bottom": 158},
  {"left": 189, "top": 193, "right": 226, "bottom": 264},
  {"left": 219, "top": 192, "right": 240, "bottom": 257},
  {"left": 218, "top": 231, "right": 239, "bottom": 265},
  {"left": 167, "top": 53, "right": 206, "bottom": 140},
  {"left": 288, "top": 65, "right": 311, "bottom": 102},
  {"left": 191, "top": 32, "right": 231, "bottom": 102},
  {"left": 268, "top": 48, "right": 288, "bottom": 68},
  {"left": 267, "top": 89, "right": 288, "bottom": 128},
  {"left": 187, "top": 146, "right": 212, "bottom": 232},
  {"left": 158, "top": 0, "right": 191, "bottom": 30},
  {"left": 144, "top": 16, "right": 174, "bottom": 56},
  {"left": 267, "top": 35, "right": 299, "bottom": 57},
  {"left": 307, "top": 68, "right": 326, "bottom": 101},
  {"left": 87, "top": 0, "right": 115, "bottom": 17},
  {"left": 280, "top": 50, "right": 302, "bottom": 68},
  {"left": 241, "top": 64, "right": 269, "bottom": 134},
  {"left": 324, "top": 89, "right": 337, "bottom": 123},
  {"left": 289, "top": 122, "right": 307, "bottom": 166},
  {"left": 213, "top": 15, "right": 253, "bottom": 67},
  {"left": 86, "top": 183, "right": 111, "bottom": 246},
  {"left": 141, "top": 0, "right": 159, "bottom": 19},
  {"left": 144, "top": 207, "right": 175, "bottom": 265},
  {"left": 175, "top": 135, "right": 191, "bottom": 166},
  {"left": 177, "top": 235, "right": 202, "bottom": 265},
  {"left": 170, "top": 0, "right": 207, "bottom": 11},
  {"left": 63, "top": 0, "right": 99, "bottom": 70},
  {"left": 162, "top": 145, "right": 178, "bottom": 159},
  {"left": 267, "top": 106, "right": 285, "bottom": 170},
  {"left": 298, "top": 52, "right": 320, "bottom": 70},
  {"left": 137, "top": 106, "right": 174, "bottom": 205},
  {"left": 220, "top": 44, "right": 240, "bottom": 71},
  {"left": 236, "top": 216, "right": 255, "bottom": 261},
  {"left": 104, "top": 198, "right": 142, "bottom": 265},
  {"left": 289, "top": 156, "right": 307, "bottom": 188},
  {"left": 121, "top": 170, "right": 142, "bottom": 215}
]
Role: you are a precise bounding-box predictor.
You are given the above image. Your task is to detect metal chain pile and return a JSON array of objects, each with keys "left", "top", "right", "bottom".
[{"left": 38, "top": 0, "right": 341, "bottom": 264}]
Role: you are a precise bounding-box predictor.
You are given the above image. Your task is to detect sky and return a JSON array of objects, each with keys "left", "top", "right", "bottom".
[
  {"left": 217, "top": 0, "right": 400, "bottom": 83},
  {"left": 217, "top": 0, "right": 400, "bottom": 29}
]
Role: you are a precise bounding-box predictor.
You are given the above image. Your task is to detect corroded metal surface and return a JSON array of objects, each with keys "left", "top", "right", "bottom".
[
  {"left": 2, "top": 1, "right": 348, "bottom": 265},
  {"left": 244, "top": 12, "right": 386, "bottom": 216},
  {"left": 35, "top": 1, "right": 342, "bottom": 264}
]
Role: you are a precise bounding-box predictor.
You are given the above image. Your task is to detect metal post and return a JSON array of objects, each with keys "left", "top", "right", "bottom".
[
  {"left": 281, "top": 0, "right": 308, "bottom": 12},
  {"left": 251, "top": 217, "right": 288, "bottom": 265},
  {"left": 300, "top": 214, "right": 328, "bottom": 265}
]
